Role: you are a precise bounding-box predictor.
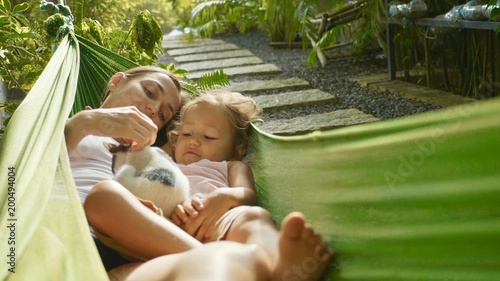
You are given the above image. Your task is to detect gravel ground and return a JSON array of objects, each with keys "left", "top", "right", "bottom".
[{"left": 162, "top": 30, "right": 441, "bottom": 122}]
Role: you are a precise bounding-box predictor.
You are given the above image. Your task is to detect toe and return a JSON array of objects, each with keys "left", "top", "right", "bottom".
[{"left": 281, "top": 212, "right": 306, "bottom": 239}]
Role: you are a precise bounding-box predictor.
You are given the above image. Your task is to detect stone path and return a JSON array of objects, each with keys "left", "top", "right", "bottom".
[
  {"left": 163, "top": 34, "right": 379, "bottom": 135},
  {"left": 351, "top": 74, "right": 477, "bottom": 107}
]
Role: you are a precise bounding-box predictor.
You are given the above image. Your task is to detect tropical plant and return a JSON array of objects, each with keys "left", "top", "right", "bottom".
[
  {"left": 188, "top": 0, "right": 263, "bottom": 37},
  {"left": 294, "top": 0, "right": 346, "bottom": 67},
  {"left": 68, "top": 0, "right": 130, "bottom": 31},
  {"left": 68, "top": 0, "right": 189, "bottom": 33},
  {"left": 263, "top": 0, "right": 380, "bottom": 67},
  {"left": 261, "top": 0, "right": 302, "bottom": 43},
  {"left": 0, "top": 0, "right": 51, "bottom": 137},
  {"left": 489, "top": 0, "right": 500, "bottom": 28},
  {"left": 0, "top": 100, "right": 21, "bottom": 136},
  {"left": 351, "top": 0, "right": 385, "bottom": 59},
  {"left": 0, "top": 0, "right": 230, "bottom": 139},
  {"left": 0, "top": 0, "right": 51, "bottom": 91},
  {"left": 128, "top": 10, "right": 165, "bottom": 63}
]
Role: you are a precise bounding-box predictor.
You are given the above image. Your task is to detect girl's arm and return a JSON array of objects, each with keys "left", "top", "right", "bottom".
[
  {"left": 175, "top": 160, "right": 257, "bottom": 224},
  {"left": 179, "top": 161, "right": 257, "bottom": 240},
  {"left": 213, "top": 160, "right": 257, "bottom": 207}
]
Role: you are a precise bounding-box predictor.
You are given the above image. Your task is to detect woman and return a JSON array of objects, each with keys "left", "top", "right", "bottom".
[{"left": 66, "top": 66, "right": 201, "bottom": 266}]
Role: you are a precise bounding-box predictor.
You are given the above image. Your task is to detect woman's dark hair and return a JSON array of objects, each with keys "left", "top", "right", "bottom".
[
  {"left": 102, "top": 66, "right": 181, "bottom": 102},
  {"left": 153, "top": 91, "right": 191, "bottom": 147}
]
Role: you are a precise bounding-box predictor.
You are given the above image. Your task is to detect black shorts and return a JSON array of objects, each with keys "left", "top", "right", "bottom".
[{"left": 93, "top": 237, "right": 130, "bottom": 271}]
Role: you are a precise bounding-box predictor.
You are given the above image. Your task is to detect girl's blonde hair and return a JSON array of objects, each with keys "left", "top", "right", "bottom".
[{"left": 176, "top": 90, "right": 261, "bottom": 156}]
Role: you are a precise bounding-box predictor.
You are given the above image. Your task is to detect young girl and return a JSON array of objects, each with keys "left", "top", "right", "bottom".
[{"left": 168, "top": 90, "right": 332, "bottom": 281}]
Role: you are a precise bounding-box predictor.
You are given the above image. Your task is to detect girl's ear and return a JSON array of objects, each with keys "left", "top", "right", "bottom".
[{"left": 108, "top": 72, "right": 125, "bottom": 91}]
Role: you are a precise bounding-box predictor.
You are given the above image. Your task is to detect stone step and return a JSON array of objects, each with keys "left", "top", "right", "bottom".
[
  {"left": 162, "top": 33, "right": 185, "bottom": 41},
  {"left": 252, "top": 89, "right": 337, "bottom": 110},
  {"left": 351, "top": 74, "right": 476, "bottom": 107},
  {"left": 226, "top": 77, "right": 311, "bottom": 93},
  {"left": 162, "top": 38, "right": 226, "bottom": 50},
  {"left": 255, "top": 109, "right": 380, "bottom": 136},
  {"left": 173, "top": 50, "right": 255, "bottom": 63},
  {"left": 167, "top": 43, "right": 240, "bottom": 56},
  {"left": 187, "top": 64, "right": 282, "bottom": 79},
  {"left": 178, "top": 57, "right": 264, "bottom": 72}
]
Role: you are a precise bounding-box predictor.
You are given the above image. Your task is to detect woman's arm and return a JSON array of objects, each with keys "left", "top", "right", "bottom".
[
  {"left": 65, "top": 109, "right": 93, "bottom": 154},
  {"left": 65, "top": 106, "right": 158, "bottom": 154}
]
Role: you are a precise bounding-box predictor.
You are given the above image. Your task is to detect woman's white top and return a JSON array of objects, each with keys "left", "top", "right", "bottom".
[{"left": 69, "top": 135, "right": 119, "bottom": 204}]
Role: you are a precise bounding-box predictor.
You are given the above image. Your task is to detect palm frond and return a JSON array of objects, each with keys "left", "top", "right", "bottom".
[
  {"left": 73, "top": 36, "right": 230, "bottom": 115},
  {"left": 190, "top": 1, "right": 226, "bottom": 22},
  {"left": 73, "top": 34, "right": 138, "bottom": 115},
  {"left": 197, "top": 69, "right": 230, "bottom": 92}
]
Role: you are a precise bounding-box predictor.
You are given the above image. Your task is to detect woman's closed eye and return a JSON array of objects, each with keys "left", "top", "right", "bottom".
[
  {"left": 204, "top": 135, "right": 216, "bottom": 140},
  {"left": 144, "top": 87, "right": 166, "bottom": 122},
  {"left": 144, "top": 87, "right": 153, "bottom": 98}
]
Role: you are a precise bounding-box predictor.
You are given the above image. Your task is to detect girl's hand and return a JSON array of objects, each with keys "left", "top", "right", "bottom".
[
  {"left": 183, "top": 192, "right": 232, "bottom": 241},
  {"left": 171, "top": 197, "right": 204, "bottom": 226}
]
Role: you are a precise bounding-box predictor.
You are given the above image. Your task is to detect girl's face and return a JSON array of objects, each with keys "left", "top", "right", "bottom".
[
  {"left": 105, "top": 72, "right": 181, "bottom": 129},
  {"left": 175, "top": 102, "right": 240, "bottom": 165}
]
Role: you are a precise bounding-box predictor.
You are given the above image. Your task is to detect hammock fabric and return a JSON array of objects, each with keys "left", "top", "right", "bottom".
[
  {"left": 249, "top": 101, "right": 500, "bottom": 280},
  {"left": 1, "top": 32, "right": 500, "bottom": 280}
]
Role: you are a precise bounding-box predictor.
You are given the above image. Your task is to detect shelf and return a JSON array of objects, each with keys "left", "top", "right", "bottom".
[
  {"left": 383, "top": 0, "right": 500, "bottom": 81},
  {"left": 383, "top": 17, "right": 500, "bottom": 31}
]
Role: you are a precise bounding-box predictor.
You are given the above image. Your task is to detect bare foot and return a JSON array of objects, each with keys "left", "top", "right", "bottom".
[{"left": 271, "top": 212, "right": 332, "bottom": 281}]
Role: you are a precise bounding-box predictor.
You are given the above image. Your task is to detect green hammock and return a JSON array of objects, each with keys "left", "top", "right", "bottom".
[{"left": 1, "top": 31, "right": 499, "bottom": 280}]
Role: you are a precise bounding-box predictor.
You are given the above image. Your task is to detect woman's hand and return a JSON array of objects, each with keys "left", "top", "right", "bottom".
[{"left": 65, "top": 106, "right": 158, "bottom": 153}]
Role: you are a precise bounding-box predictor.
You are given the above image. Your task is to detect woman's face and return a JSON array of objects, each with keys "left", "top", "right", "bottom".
[{"left": 105, "top": 72, "right": 181, "bottom": 129}]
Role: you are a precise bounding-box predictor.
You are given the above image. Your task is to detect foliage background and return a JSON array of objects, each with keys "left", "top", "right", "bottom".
[{"left": 1, "top": 0, "right": 499, "bottom": 135}]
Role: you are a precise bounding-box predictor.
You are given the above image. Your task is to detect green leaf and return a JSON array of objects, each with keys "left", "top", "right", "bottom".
[
  {"left": 491, "top": 7, "right": 500, "bottom": 20},
  {"left": 306, "top": 51, "right": 318, "bottom": 68},
  {"left": 2, "top": 0, "right": 11, "bottom": 13},
  {"left": 0, "top": 100, "right": 21, "bottom": 114},
  {"left": 173, "top": 68, "right": 188, "bottom": 76},
  {"left": 179, "top": 80, "right": 200, "bottom": 95},
  {"left": 12, "top": 2, "right": 29, "bottom": 14},
  {"left": 6, "top": 32, "right": 36, "bottom": 40},
  {"left": 163, "top": 63, "right": 177, "bottom": 72}
]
